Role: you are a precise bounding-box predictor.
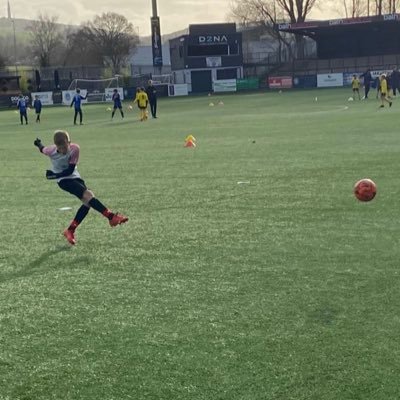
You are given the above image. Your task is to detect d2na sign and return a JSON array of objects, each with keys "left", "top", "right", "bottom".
[{"left": 198, "top": 35, "right": 228, "bottom": 44}]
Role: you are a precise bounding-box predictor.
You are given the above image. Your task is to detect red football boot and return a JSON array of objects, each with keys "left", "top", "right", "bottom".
[
  {"left": 63, "top": 229, "right": 76, "bottom": 245},
  {"left": 109, "top": 213, "right": 129, "bottom": 227}
]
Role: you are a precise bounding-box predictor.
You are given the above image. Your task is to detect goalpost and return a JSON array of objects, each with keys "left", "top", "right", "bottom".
[{"left": 67, "top": 77, "right": 122, "bottom": 102}]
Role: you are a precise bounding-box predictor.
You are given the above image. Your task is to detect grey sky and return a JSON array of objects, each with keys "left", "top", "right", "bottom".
[
  {"left": 6, "top": 0, "right": 332, "bottom": 36},
  {"left": 6, "top": 0, "right": 233, "bottom": 36}
]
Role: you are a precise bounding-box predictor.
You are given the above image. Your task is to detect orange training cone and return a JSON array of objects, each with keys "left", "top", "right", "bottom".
[{"left": 184, "top": 139, "right": 196, "bottom": 148}]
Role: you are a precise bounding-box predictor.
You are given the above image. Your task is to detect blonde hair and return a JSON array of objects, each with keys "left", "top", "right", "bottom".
[{"left": 53, "top": 130, "right": 70, "bottom": 146}]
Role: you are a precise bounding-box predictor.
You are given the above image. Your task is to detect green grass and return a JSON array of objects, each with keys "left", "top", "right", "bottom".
[{"left": 1, "top": 89, "right": 400, "bottom": 399}]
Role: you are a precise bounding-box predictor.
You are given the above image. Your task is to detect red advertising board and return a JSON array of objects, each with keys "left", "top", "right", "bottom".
[{"left": 268, "top": 76, "right": 293, "bottom": 89}]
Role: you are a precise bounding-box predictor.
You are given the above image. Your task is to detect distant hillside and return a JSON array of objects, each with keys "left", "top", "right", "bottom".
[
  {"left": 0, "top": 17, "right": 187, "bottom": 44},
  {"left": 140, "top": 28, "right": 188, "bottom": 45},
  {"left": 0, "top": 17, "right": 75, "bottom": 35}
]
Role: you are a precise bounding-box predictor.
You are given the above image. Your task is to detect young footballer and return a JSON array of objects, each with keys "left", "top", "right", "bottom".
[
  {"left": 133, "top": 87, "right": 149, "bottom": 121},
  {"left": 379, "top": 74, "right": 393, "bottom": 108},
  {"left": 70, "top": 88, "right": 87, "bottom": 125},
  {"left": 111, "top": 89, "right": 124, "bottom": 119},
  {"left": 351, "top": 75, "right": 361, "bottom": 100},
  {"left": 17, "top": 94, "right": 28, "bottom": 125},
  {"left": 33, "top": 95, "right": 42, "bottom": 123},
  {"left": 34, "top": 130, "right": 128, "bottom": 245}
]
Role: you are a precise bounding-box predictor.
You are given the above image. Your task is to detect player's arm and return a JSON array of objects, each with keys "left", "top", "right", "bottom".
[
  {"left": 33, "top": 138, "right": 45, "bottom": 153},
  {"left": 46, "top": 164, "right": 76, "bottom": 180},
  {"left": 70, "top": 98, "right": 75, "bottom": 107}
]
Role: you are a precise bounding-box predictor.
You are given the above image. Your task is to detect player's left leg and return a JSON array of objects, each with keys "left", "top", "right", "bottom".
[
  {"left": 82, "top": 189, "right": 128, "bottom": 227},
  {"left": 119, "top": 106, "right": 124, "bottom": 118},
  {"left": 58, "top": 178, "right": 91, "bottom": 244},
  {"left": 153, "top": 100, "right": 157, "bottom": 118}
]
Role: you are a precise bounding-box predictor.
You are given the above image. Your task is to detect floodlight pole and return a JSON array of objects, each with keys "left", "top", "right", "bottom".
[
  {"left": 12, "top": 18, "right": 17, "bottom": 76},
  {"left": 152, "top": 0, "right": 158, "bottom": 17}
]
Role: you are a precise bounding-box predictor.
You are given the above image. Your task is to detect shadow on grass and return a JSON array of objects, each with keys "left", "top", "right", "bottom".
[{"left": 0, "top": 245, "right": 92, "bottom": 284}]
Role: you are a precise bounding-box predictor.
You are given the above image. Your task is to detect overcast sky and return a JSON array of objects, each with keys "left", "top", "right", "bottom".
[{"left": 6, "top": 0, "right": 332, "bottom": 36}]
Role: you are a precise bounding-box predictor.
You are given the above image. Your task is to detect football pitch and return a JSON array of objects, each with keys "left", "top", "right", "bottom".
[{"left": 1, "top": 88, "right": 400, "bottom": 399}]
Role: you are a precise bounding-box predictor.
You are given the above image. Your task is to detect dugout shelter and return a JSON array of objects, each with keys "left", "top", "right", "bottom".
[
  {"left": 278, "top": 14, "right": 400, "bottom": 59},
  {"left": 169, "top": 23, "right": 243, "bottom": 93},
  {"left": 0, "top": 74, "right": 22, "bottom": 107}
]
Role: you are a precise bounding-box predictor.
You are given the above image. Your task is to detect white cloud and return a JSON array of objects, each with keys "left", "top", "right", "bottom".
[{"left": 8, "top": 0, "right": 233, "bottom": 35}]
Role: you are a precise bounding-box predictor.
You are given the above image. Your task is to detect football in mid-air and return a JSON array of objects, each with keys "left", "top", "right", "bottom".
[{"left": 354, "top": 178, "right": 377, "bottom": 202}]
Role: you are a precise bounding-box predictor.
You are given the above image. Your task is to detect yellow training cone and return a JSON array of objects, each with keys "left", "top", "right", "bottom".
[{"left": 185, "top": 135, "right": 196, "bottom": 142}]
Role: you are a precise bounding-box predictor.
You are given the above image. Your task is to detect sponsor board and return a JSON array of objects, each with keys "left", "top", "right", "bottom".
[
  {"left": 31, "top": 91, "right": 53, "bottom": 106},
  {"left": 371, "top": 69, "right": 392, "bottom": 79},
  {"left": 10, "top": 94, "right": 30, "bottom": 106},
  {"left": 317, "top": 73, "right": 344, "bottom": 87},
  {"left": 169, "top": 84, "right": 189, "bottom": 96},
  {"left": 343, "top": 73, "right": 362, "bottom": 86},
  {"left": 213, "top": 79, "right": 237, "bottom": 92},
  {"left": 62, "top": 90, "right": 88, "bottom": 106},
  {"left": 293, "top": 75, "right": 317, "bottom": 88},
  {"left": 268, "top": 76, "right": 293, "bottom": 89}
]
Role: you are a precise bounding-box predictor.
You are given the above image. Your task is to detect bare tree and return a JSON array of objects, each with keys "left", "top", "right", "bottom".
[
  {"left": 341, "top": 0, "right": 369, "bottom": 17},
  {"left": 80, "top": 12, "right": 139, "bottom": 74},
  {"left": 29, "top": 14, "right": 63, "bottom": 67},
  {"left": 63, "top": 28, "right": 104, "bottom": 66},
  {"left": 230, "top": 0, "right": 319, "bottom": 59},
  {"left": 230, "top": 0, "right": 293, "bottom": 62}
]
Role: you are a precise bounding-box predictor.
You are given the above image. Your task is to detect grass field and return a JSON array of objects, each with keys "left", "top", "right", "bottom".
[{"left": 1, "top": 88, "right": 400, "bottom": 399}]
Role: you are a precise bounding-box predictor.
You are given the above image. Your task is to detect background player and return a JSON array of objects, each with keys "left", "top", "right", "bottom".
[
  {"left": 360, "top": 69, "right": 373, "bottom": 99},
  {"left": 17, "top": 94, "right": 28, "bottom": 125},
  {"left": 70, "top": 88, "right": 87, "bottom": 125},
  {"left": 33, "top": 95, "right": 42, "bottom": 123},
  {"left": 351, "top": 74, "right": 361, "bottom": 100},
  {"left": 133, "top": 88, "right": 149, "bottom": 121},
  {"left": 34, "top": 130, "right": 128, "bottom": 245},
  {"left": 379, "top": 74, "right": 393, "bottom": 108},
  {"left": 111, "top": 89, "right": 124, "bottom": 120}
]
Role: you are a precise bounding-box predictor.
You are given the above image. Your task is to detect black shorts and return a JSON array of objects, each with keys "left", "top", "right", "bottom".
[{"left": 58, "top": 178, "right": 87, "bottom": 199}]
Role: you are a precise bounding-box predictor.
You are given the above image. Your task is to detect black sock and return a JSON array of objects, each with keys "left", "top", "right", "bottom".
[
  {"left": 88, "top": 198, "right": 114, "bottom": 219},
  {"left": 69, "top": 205, "right": 90, "bottom": 230},
  {"left": 112, "top": 111, "right": 115, "bottom": 118},
  {"left": 75, "top": 204, "right": 90, "bottom": 223},
  {"left": 121, "top": 110, "right": 124, "bottom": 118}
]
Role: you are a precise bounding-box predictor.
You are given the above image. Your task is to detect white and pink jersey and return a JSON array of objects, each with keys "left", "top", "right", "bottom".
[{"left": 42, "top": 143, "right": 81, "bottom": 182}]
